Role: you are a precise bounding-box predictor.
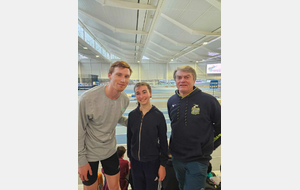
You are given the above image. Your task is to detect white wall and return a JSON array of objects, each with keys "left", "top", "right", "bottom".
[
  {"left": 127, "top": 62, "right": 139, "bottom": 80},
  {"left": 78, "top": 59, "right": 221, "bottom": 81},
  {"left": 140, "top": 60, "right": 167, "bottom": 80},
  {"left": 79, "top": 59, "right": 111, "bottom": 78}
]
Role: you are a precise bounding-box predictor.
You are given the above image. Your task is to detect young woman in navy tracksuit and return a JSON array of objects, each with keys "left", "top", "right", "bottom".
[{"left": 127, "top": 82, "right": 168, "bottom": 190}]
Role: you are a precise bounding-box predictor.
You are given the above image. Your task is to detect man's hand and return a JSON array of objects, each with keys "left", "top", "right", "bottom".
[
  {"left": 78, "top": 163, "right": 92, "bottom": 181},
  {"left": 158, "top": 165, "right": 166, "bottom": 181}
]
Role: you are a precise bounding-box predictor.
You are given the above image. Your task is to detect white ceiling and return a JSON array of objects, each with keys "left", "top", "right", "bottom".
[{"left": 78, "top": 0, "right": 221, "bottom": 64}]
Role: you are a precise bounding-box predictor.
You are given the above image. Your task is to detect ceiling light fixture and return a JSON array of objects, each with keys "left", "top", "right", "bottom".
[
  {"left": 203, "top": 42, "right": 208, "bottom": 45},
  {"left": 83, "top": 47, "right": 88, "bottom": 49},
  {"left": 96, "top": 55, "right": 99, "bottom": 57}
]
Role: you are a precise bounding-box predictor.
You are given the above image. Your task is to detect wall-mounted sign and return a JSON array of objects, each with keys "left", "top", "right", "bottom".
[{"left": 207, "top": 63, "right": 221, "bottom": 74}]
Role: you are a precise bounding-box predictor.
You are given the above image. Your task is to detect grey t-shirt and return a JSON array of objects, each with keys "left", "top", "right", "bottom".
[{"left": 78, "top": 85, "right": 129, "bottom": 166}]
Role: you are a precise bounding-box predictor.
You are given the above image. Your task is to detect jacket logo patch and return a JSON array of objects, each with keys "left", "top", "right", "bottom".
[{"left": 191, "top": 104, "right": 200, "bottom": 115}]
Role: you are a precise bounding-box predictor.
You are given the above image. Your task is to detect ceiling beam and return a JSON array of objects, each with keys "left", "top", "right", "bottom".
[
  {"left": 146, "top": 47, "right": 171, "bottom": 58},
  {"left": 205, "top": 54, "right": 221, "bottom": 61},
  {"left": 176, "top": 58, "right": 184, "bottom": 63},
  {"left": 144, "top": 53, "right": 169, "bottom": 62},
  {"left": 79, "top": 9, "right": 148, "bottom": 35},
  {"left": 154, "top": 31, "right": 202, "bottom": 47},
  {"left": 149, "top": 41, "right": 179, "bottom": 54},
  {"left": 205, "top": 0, "right": 221, "bottom": 10},
  {"left": 190, "top": 52, "right": 207, "bottom": 59},
  {"left": 182, "top": 54, "right": 209, "bottom": 61},
  {"left": 172, "top": 36, "right": 221, "bottom": 60},
  {"left": 100, "top": 40, "right": 141, "bottom": 54},
  {"left": 201, "top": 46, "right": 213, "bottom": 52},
  {"left": 109, "top": 49, "right": 137, "bottom": 60},
  {"left": 144, "top": 54, "right": 160, "bottom": 62},
  {"left": 95, "top": 0, "right": 157, "bottom": 10},
  {"left": 87, "top": 25, "right": 144, "bottom": 47},
  {"left": 161, "top": 13, "right": 220, "bottom": 36},
  {"left": 138, "top": 0, "right": 167, "bottom": 63},
  {"left": 78, "top": 36, "right": 112, "bottom": 63}
]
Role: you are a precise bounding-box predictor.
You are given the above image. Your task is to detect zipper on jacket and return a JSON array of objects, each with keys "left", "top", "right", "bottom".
[{"left": 138, "top": 114, "right": 144, "bottom": 161}]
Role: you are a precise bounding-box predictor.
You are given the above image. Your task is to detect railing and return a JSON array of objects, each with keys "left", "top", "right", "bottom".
[{"left": 78, "top": 20, "right": 120, "bottom": 60}]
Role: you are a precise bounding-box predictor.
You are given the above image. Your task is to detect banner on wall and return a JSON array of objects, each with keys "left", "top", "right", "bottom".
[
  {"left": 210, "top": 80, "right": 218, "bottom": 89},
  {"left": 206, "top": 63, "right": 221, "bottom": 74}
]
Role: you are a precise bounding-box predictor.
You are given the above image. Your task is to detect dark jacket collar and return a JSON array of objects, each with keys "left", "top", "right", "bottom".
[
  {"left": 134, "top": 104, "right": 157, "bottom": 115},
  {"left": 175, "top": 86, "right": 201, "bottom": 99}
]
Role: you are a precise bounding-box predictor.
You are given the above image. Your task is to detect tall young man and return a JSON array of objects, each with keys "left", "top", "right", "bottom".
[
  {"left": 167, "top": 65, "right": 221, "bottom": 190},
  {"left": 78, "top": 61, "right": 132, "bottom": 190}
]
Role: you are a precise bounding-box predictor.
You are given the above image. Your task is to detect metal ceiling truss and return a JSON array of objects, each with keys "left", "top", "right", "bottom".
[
  {"left": 78, "top": 0, "right": 221, "bottom": 64},
  {"left": 144, "top": 52, "right": 169, "bottom": 62},
  {"left": 78, "top": 37, "right": 111, "bottom": 63},
  {"left": 109, "top": 49, "right": 137, "bottom": 60},
  {"left": 146, "top": 47, "right": 171, "bottom": 58},
  {"left": 154, "top": 31, "right": 203, "bottom": 47},
  {"left": 205, "top": 0, "right": 221, "bottom": 10},
  {"left": 149, "top": 41, "right": 179, "bottom": 54},
  {"left": 95, "top": 0, "right": 157, "bottom": 10},
  {"left": 138, "top": 0, "right": 167, "bottom": 63},
  {"left": 160, "top": 13, "right": 221, "bottom": 36},
  {"left": 79, "top": 9, "right": 148, "bottom": 35},
  {"left": 173, "top": 36, "right": 221, "bottom": 61},
  {"left": 87, "top": 25, "right": 145, "bottom": 47},
  {"left": 101, "top": 40, "right": 140, "bottom": 54}
]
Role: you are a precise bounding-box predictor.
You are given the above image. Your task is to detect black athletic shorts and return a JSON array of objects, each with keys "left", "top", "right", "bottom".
[{"left": 82, "top": 151, "right": 120, "bottom": 186}]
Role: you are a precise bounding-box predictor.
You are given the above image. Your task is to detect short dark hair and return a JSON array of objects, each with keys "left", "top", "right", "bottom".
[
  {"left": 117, "top": 146, "right": 126, "bottom": 158},
  {"left": 109, "top": 61, "right": 132, "bottom": 75}
]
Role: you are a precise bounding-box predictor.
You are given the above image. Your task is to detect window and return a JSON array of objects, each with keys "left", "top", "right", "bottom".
[
  {"left": 84, "top": 32, "right": 94, "bottom": 47},
  {"left": 78, "top": 22, "right": 111, "bottom": 60},
  {"left": 78, "top": 24, "right": 84, "bottom": 39}
]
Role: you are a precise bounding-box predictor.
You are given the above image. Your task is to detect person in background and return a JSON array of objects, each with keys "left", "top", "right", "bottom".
[
  {"left": 127, "top": 82, "right": 169, "bottom": 190},
  {"left": 102, "top": 146, "right": 129, "bottom": 190},
  {"left": 78, "top": 61, "right": 132, "bottom": 190},
  {"left": 117, "top": 146, "right": 130, "bottom": 190},
  {"left": 167, "top": 65, "right": 221, "bottom": 190}
]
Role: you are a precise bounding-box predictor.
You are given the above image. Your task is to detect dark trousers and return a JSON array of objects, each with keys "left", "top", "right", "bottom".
[
  {"left": 172, "top": 156, "right": 208, "bottom": 190},
  {"left": 130, "top": 157, "right": 160, "bottom": 190}
]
